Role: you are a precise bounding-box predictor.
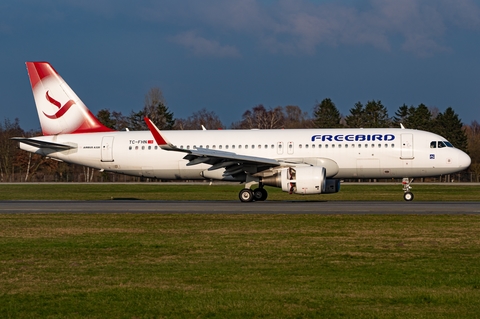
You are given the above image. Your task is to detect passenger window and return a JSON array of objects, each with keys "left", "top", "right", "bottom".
[
  {"left": 391, "top": 144, "right": 395, "bottom": 148},
  {"left": 305, "top": 144, "right": 309, "bottom": 149},
  {"left": 345, "top": 144, "right": 348, "bottom": 148},
  {"left": 155, "top": 146, "right": 158, "bottom": 150},
  {"left": 312, "top": 144, "right": 315, "bottom": 149},
  {"left": 299, "top": 144, "right": 302, "bottom": 149},
  {"left": 332, "top": 144, "right": 335, "bottom": 148},
  {"left": 135, "top": 146, "right": 138, "bottom": 150},
  {"left": 319, "top": 144, "right": 322, "bottom": 148},
  {"left": 325, "top": 144, "right": 329, "bottom": 148},
  {"left": 129, "top": 146, "right": 132, "bottom": 150},
  {"left": 148, "top": 146, "right": 151, "bottom": 150},
  {"left": 245, "top": 145, "right": 249, "bottom": 149},
  {"left": 142, "top": 146, "right": 145, "bottom": 150}
]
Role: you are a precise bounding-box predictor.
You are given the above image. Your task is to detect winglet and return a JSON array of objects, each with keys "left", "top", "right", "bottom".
[{"left": 144, "top": 117, "right": 176, "bottom": 150}]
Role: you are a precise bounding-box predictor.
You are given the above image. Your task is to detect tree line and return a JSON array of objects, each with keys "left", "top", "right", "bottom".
[{"left": 1, "top": 87, "right": 479, "bottom": 182}]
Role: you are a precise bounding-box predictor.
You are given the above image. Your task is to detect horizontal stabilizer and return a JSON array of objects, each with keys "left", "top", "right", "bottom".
[{"left": 11, "top": 137, "right": 74, "bottom": 150}]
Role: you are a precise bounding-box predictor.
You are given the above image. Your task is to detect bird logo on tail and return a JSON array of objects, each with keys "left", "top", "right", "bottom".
[{"left": 43, "top": 91, "right": 75, "bottom": 120}]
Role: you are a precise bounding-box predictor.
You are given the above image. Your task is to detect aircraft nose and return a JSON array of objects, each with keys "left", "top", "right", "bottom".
[{"left": 458, "top": 150, "right": 471, "bottom": 169}]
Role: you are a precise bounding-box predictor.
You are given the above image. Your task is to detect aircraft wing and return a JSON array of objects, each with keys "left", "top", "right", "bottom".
[
  {"left": 144, "top": 117, "right": 280, "bottom": 176},
  {"left": 11, "top": 137, "right": 74, "bottom": 150}
]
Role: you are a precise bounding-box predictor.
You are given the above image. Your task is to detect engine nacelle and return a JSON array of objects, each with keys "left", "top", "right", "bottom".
[
  {"left": 262, "top": 166, "right": 326, "bottom": 195},
  {"left": 262, "top": 166, "right": 341, "bottom": 195},
  {"left": 324, "top": 178, "right": 341, "bottom": 194}
]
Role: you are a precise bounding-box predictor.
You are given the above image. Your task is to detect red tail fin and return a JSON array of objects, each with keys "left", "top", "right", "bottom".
[{"left": 26, "top": 62, "right": 113, "bottom": 135}]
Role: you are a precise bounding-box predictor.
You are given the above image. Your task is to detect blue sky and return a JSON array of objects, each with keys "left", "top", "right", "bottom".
[{"left": 1, "top": 0, "right": 480, "bottom": 131}]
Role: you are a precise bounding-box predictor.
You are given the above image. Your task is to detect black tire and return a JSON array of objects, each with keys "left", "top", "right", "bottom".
[
  {"left": 253, "top": 188, "right": 268, "bottom": 201},
  {"left": 239, "top": 189, "right": 254, "bottom": 202},
  {"left": 404, "top": 191, "right": 414, "bottom": 201}
]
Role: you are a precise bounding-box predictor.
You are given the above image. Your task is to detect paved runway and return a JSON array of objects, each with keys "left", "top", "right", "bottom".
[{"left": 0, "top": 200, "right": 479, "bottom": 214}]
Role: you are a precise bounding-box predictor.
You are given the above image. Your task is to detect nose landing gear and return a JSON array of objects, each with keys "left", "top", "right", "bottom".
[{"left": 402, "top": 178, "right": 414, "bottom": 201}]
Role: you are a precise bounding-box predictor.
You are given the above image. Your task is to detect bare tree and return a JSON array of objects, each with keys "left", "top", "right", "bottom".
[
  {"left": 175, "top": 108, "right": 225, "bottom": 130},
  {"left": 233, "top": 105, "right": 285, "bottom": 129},
  {"left": 0, "top": 118, "right": 23, "bottom": 182},
  {"left": 144, "top": 87, "right": 166, "bottom": 118},
  {"left": 284, "top": 105, "right": 312, "bottom": 128}
]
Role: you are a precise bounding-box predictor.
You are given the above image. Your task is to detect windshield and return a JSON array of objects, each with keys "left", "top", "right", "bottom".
[{"left": 431, "top": 141, "right": 454, "bottom": 148}]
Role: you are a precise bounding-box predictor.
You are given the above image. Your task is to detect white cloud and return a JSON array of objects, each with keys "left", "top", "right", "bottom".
[
  {"left": 171, "top": 31, "right": 241, "bottom": 58},
  {"left": 177, "top": 0, "right": 480, "bottom": 56},
  {"left": 43, "top": 0, "right": 480, "bottom": 57}
]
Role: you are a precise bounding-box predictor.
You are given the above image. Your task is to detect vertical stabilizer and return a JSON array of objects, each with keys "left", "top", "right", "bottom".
[{"left": 26, "top": 62, "right": 113, "bottom": 135}]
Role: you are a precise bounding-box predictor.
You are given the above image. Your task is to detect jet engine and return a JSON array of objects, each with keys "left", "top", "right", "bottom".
[{"left": 262, "top": 166, "right": 340, "bottom": 195}]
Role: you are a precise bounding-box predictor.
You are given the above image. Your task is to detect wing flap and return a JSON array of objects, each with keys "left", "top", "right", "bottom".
[{"left": 144, "top": 117, "right": 281, "bottom": 175}]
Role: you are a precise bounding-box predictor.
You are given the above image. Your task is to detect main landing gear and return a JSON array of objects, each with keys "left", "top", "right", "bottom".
[
  {"left": 402, "top": 178, "right": 414, "bottom": 201},
  {"left": 239, "top": 184, "right": 268, "bottom": 202}
]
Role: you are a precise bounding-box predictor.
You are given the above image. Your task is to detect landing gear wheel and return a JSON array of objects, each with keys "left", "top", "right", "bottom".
[
  {"left": 239, "top": 189, "right": 254, "bottom": 202},
  {"left": 253, "top": 188, "right": 268, "bottom": 201},
  {"left": 404, "top": 191, "right": 414, "bottom": 201}
]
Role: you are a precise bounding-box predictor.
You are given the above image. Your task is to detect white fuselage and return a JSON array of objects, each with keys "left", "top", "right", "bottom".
[{"left": 20, "top": 128, "right": 471, "bottom": 180}]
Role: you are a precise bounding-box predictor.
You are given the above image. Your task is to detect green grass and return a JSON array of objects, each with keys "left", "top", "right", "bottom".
[
  {"left": 0, "top": 183, "right": 479, "bottom": 200},
  {"left": 1, "top": 214, "right": 480, "bottom": 318}
]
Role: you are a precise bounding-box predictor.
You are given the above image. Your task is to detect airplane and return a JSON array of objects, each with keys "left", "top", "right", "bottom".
[{"left": 13, "top": 62, "right": 471, "bottom": 202}]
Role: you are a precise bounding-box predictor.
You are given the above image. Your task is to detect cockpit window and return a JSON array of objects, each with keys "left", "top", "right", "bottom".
[{"left": 432, "top": 140, "right": 454, "bottom": 148}]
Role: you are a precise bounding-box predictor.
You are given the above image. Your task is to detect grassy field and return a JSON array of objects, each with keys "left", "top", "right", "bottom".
[
  {"left": 0, "top": 182, "right": 479, "bottom": 201},
  {"left": 1, "top": 214, "right": 480, "bottom": 318},
  {"left": 1, "top": 184, "right": 480, "bottom": 318}
]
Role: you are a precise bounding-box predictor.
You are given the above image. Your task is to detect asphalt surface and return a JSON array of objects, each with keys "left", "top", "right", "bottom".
[{"left": 0, "top": 200, "right": 479, "bottom": 214}]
